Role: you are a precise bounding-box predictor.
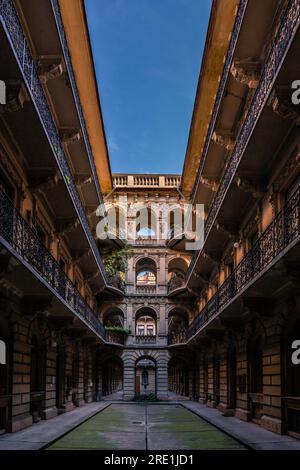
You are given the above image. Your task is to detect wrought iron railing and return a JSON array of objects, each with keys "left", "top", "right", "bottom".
[
  {"left": 192, "top": 0, "right": 248, "bottom": 198},
  {"left": 50, "top": 0, "right": 103, "bottom": 205},
  {"left": 187, "top": 0, "right": 300, "bottom": 281},
  {"left": 0, "top": 0, "right": 106, "bottom": 283},
  {"left": 187, "top": 185, "right": 300, "bottom": 339},
  {"left": 0, "top": 188, "right": 106, "bottom": 340},
  {"left": 135, "top": 335, "right": 156, "bottom": 345}
]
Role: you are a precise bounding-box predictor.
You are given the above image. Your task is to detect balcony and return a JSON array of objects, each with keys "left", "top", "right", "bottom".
[
  {"left": 136, "top": 285, "right": 156, "bottom": 295},
  {"left": 113, "top": 173, "right": 181, "bottom": 188},
  {"left": 187, "top": 0, "right": 300, "bottom": 283},
  {"left": 135, "top": 335, "right": 157, "bottom": 345},
  {"left": 188, "top": 185, "right": 300, "bottom": 340},
  {"left": 0, "top": 0, "right": 107, "bottom": 285},
  {"left": 0, "top": 188, "right": 105, "bottom": 340},
  {"left": 168, "top": 332, "right": 187, "bottom": 345},
  {"left": 106, "top": 274, "right": 125, "bottom": 293},
  {"left": 168, "top": 273, "right": 186, "bottom": 296}
]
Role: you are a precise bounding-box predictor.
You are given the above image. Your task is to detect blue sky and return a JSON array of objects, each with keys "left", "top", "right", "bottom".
[{"left": 85, "top": 0, "right": 212, "bottom": 174}]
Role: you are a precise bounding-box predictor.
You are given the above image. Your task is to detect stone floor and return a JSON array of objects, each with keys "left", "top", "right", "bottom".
[
  {"left": 47, "top": 403, "right": 246, "bottom": 450},
  {"left": 0, "top": 398, "right": 300, "bottom": 450}
]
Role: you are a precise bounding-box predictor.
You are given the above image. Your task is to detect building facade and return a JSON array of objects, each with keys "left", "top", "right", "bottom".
[{"left": 0, "top": 0, "right": 300, "bottom": 443}]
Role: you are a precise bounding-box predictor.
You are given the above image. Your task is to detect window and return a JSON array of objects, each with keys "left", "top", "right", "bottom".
[
  {"left": 147, "top": 325, "right": 154, "bottom": 336},
  {"left": 137, "top": 326, "right": 145, "bottom": 336},
  {"left": 136, "top": 270, "right": 156, "bottom": 285}
]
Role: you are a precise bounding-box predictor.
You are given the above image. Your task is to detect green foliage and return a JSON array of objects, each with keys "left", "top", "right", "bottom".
[
  {"left": 104, "top": 241, "right": 133, "bottom": 277},
  {"left": 104, "top": 326, "right": 130, "bottom": 335}
]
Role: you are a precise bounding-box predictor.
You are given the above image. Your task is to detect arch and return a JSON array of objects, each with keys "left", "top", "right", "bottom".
[
  {"left": 168, "top": 353, "right": 190, "bottom": 397},
  {"left": 103, "top": 307, "right": 124, "bottom": 327},
  {"left": 135, "top": 355, "right": 157, "bottom": 397},
  {"left": 102, "top": 354, "right": 123, "bottom": 397},
  {"left": 135, "top": 307, "right": 157, "bottom": 337},
  {"left": 167, "top": 206, "right": 184, "bottom": 239},
  {"left": 136, "top": 257, "right": 157, "bottom": 286},
  {"left": 135, "top": 207, "right": 158, "bottom": 238},
  {"left": 168, "top": 308, "right": 189, "bottom": 345},
  {"left": 168, "top": 258, "right": 188, "bottom": 291},
  {"left": 248, "top": 336, "right": 264, "bottom": 422},
  {"left": 30, "top": 334, "right": 45, "bottom": 422}
]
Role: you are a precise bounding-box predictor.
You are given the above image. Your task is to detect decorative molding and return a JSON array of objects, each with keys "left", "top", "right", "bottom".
[
  {"left": 38, "top": 61, "right": 65, "bottom": 84},
  {"left": 211, "top": 130, "right": 235, "bottom": 151},
  {"left": 230, "top": 59, "right": 260, "bottom": 88}
]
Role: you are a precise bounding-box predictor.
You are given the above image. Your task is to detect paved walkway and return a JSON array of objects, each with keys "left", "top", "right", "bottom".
[
  {"left": 183, "top": 402, "right": 300, "bottom": 450},
  {"left": 0, "top": 399, "right": 300, "bottom": 450},
  {"left": 0, "top": 402, "right": 109, "bottom": 450}
]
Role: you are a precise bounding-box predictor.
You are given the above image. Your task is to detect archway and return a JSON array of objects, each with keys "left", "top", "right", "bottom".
[
  {"left": 135, "top": 307, "right": 157, "bottom": 338},
  {"left": 168, "top": 308, "right": 189, "bottom": 344},
  {"left": 135, "top": 356, "right": 156, "bottom": 397},
  {"left": 103, "top": 308, "right": 126, "bottom": 345},
  {"left": 168, "top": 354, "right": 189, "bottom": 397},
  {"left": 248, "top": 337, "right": 263, "bottom": 422},
  {"left": 135, "top": 257, "right": 157, "bottom": 291},
  {"left": 56, "top": 345, "right": 66, "bottom": 414},
  {"left": 168, "top": 258, "right": 188, "bottom": 291},
  {"left": 102, "top": 355, "right": 124, "bottom": 397},
  {"left": 135, "top": 207, "right": 157, "bottom": 238},
  {"left": 30, "top": 335, "right": 45, "bottom": 423},
  {"left": 227, "top": 343, "right": 237, "bottom": 410}
]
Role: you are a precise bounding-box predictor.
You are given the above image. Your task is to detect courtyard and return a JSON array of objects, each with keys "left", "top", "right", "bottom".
[{"left": 46, "top": 404, "right": 245, "bottom": 450}]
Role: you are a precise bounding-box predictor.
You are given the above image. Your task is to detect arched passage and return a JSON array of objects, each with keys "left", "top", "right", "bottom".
[
  {"left": 30, "top": 334, "right": 45, "bottom": 423},
  {"left": 136, "top": 207, "right": 157, "bottom": 238},
  {"left": 101, "top": 354, "right": 123, "bottom": 398},
  {"left": 168, "top": 258, "right": 188, "bottom": 291},
  {"left": 168, "top": 354, "right": 189, "bottom": 397},
  {"left": 103, "top": 308, "right": 126, "bottom": 345},
  {"left": 168, "top": 308, "right": 189, "bottom": 344}
]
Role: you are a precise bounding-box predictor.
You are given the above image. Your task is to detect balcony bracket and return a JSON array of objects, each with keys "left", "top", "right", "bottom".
[{"left": 230, "top": 59, "right": 261, "bottom": 89}]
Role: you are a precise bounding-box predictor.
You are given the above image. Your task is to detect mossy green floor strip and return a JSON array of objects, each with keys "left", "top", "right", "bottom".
[{"left": 46, "top": 404, "right": 246, "bottom": 450}]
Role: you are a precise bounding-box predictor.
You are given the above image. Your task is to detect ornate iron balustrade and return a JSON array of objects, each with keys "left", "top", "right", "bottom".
[
  {"left": 187, "top": 185, "right": 300, "bottom": 339},
  {"left": 0, "top": 0, "right": 106, "bottom": 282},
  {"left": 50, "top": 0, "right": 103, "bottom": 205},
  {"left": 192, "top": 0, "right": 248, "bottom": 199},
  {"left": 0, "top": 188, "right": 106, "bottom": 340},
  {"left": 187, "top": 0, "right": 300, "bottom": 281},
  {"left": 135, "top": 335, "right": 157, "bottom": 345}
]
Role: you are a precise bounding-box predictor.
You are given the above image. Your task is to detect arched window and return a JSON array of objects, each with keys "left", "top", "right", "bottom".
[
  {"left": 168, "top": 207, "right": 184, "bottom": 239},
  {"left": 136, "top": 258, "right": 157, "bottom": 286},
  {"left": 136, "top": 208, "right": 157, "bottom": 238},
  {"left": 135, "top": 308, "right": 157, "bottom": 336}
]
